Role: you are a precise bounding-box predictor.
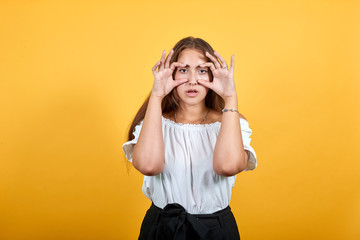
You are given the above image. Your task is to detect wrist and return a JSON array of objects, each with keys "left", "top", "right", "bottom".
[
  {"left": 150, "top": 91, "right": 165, "bottom": 100},
  {"left": 150, "top": 93, "right": 164, "bottom": 104},
  {"left": 223, "top": 95, "right": 238, "bottom": 108}
]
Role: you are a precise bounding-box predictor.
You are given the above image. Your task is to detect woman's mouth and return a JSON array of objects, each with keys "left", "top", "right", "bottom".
[{"left": 186, "top": 90, "right": 198, "bottom": 97}]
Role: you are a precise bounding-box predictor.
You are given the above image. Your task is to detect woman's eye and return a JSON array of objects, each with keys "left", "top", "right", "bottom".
[
  {"left": 199, "top": 69, "right": 208, "bottom": 74},
  {"left": 179, "top": 68, "right": 187, "bottom": 73}
]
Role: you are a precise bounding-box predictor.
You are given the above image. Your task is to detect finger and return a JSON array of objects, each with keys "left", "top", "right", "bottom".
[
  {"left": 165, "top": 49, "right": 174, "bottom": 69},
  {"left": 152, "top": 61, "right": 161, "bottom": 75},
  {"left": 214, "top": 51, "right": 228, "bottom": 69},
  {"left": 159, "top": 50, "right": 166, "bottom": 71},
  {"left": 205, "top": 52, "right": 221, "bottom": 69},
  {"left": 199, "top": 62, "right": 216, "bottom": 72},
  {"left": 197, "top": 79, "right": 212, "bottom": 89},
  {"left": 170, "top": 62, "right": 186, "bottom": 71},
  {"left": 230, "top": 54, "right": 235, "bottom": 71},
  {"left": 173, "top": 78, "right": 188, "bottom": 87}
]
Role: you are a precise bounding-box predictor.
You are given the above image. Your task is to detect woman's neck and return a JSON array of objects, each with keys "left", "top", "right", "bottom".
[{"left": 175, "top": 104, "right": 209, "bottom": 124}]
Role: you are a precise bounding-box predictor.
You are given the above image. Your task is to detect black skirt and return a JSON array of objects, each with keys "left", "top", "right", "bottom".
[{"left": 138, "top": 202, "right": 241, "bottom": 240}]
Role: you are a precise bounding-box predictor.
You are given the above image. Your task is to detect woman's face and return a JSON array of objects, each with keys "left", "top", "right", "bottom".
[{"left": 174, "top": 48, "right": 211, "bottom": 106}]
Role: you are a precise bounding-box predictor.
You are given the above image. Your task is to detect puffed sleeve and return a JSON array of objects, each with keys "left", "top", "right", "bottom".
[
  {"left": 122, "top": 121, "right": 143, "bottom": 163},
  {"left": 240, "top": 118, "right": 257, "bottom": 171}
]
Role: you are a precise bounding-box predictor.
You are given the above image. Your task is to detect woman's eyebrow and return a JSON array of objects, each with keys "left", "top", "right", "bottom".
[{"left": 183, "top": 64, "right": 208, "bottom": 68}]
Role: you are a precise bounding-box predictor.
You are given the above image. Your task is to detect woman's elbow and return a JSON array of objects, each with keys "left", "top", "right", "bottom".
[
  {"left": 214, "top": 164, "right": 245, "bottom": 176},
  {"left": 132, "top": 155, "right": 164, "bottom": 176},
  {"left": 213, "top": 155, "right": 247, "bottom": 176},
  {"left": 135, "top": 165, "right": 163, "bottom": 176}
]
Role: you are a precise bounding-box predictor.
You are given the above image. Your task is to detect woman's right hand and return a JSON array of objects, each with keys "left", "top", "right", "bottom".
[{"left": 151, "top": 49, "right": 188, "bottom": 98}]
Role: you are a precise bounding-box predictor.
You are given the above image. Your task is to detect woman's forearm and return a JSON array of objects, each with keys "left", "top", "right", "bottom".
[
  {"left": 132, "top": 94, "right": 165, "bottom": 176},
  {"left": 213, "top": 96, "right": 247, "bottom": 176}
]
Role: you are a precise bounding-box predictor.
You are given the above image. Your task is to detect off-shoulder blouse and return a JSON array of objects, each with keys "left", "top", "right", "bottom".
[{"left": 122, "top": 116, "right": 257, "bottom": 214}]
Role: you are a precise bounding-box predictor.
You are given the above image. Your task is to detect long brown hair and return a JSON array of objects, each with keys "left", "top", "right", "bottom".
[{"left": 127, "top": 36, "right": 225, "bottom": 141}]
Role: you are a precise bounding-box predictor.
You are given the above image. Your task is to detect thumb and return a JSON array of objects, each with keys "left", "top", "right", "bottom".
[{"left": 173, "top": 78, "right": 188, "bottom": 87}]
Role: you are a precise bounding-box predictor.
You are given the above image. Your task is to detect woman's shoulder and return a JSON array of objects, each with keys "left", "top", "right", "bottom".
[
  {"left": 208, "top": 110, "right": 222, "bottom": 123},
  {"left": 162, "top": 109, "right": 221, "bottom": 124},
  {"left": 238, "top": 112, "right": 247, "bottom": 121},
  {"left": 162, "top": 109, "right": 247, "bottom": 124},
  {"left": 162, "top": 111, "right": 175, "bottom": 122}
]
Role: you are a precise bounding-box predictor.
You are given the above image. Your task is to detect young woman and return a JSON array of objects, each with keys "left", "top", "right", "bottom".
[{"left": 123, "top": 37, "right": 257, "bottom": 240}]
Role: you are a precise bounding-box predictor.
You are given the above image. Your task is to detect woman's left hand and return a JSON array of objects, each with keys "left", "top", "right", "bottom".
[{"left": 197, "top": 51, "right": 237, "bottom": 100}]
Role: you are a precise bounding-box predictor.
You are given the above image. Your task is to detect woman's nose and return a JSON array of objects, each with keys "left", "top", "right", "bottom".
[{"left": 188, "top": 72, "right": 198, "bottom": 85}]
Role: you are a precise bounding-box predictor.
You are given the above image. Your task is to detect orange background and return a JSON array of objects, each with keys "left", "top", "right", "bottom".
[{"left": 0, "top": 0, "right": 359, "bottom": 239}]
